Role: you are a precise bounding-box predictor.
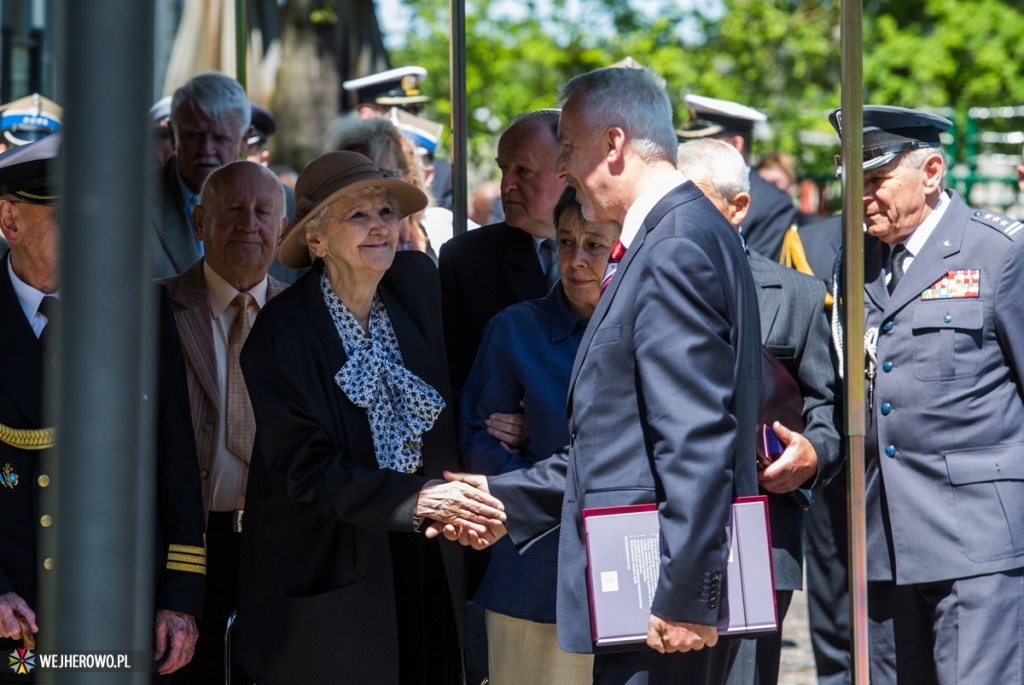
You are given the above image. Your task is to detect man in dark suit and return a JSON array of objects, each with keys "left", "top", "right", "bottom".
[
  {"left": 445, "top": 66, "right": 762, "bottom": 685},
  {"left": 160, "top": 161, "right": 288, "bottom": 684},
  {"left": 677, "top": 94, "right": 802, "bottom": 261},
  {"left": 151, "top": 72, "right": 253, "bottom": 279},
  {"left": 678, "top": 138, "right": 842, "bottom": 685},
  {"left": 832, "top": 105, "right": 1024, "bottom": 684},
  {"left": 0, "top": 135, "right": 206, "bottom": 678},
  {"left": 438, "top": 109, "right": 564, "bottom": 400}
]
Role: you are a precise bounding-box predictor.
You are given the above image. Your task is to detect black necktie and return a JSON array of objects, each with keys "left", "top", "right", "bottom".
[
  {"left": 38, "top": 295, "right": 61, "bottom": 360},
  {"left": 888, "top": 244, "right": 908, "bottom": 295}
]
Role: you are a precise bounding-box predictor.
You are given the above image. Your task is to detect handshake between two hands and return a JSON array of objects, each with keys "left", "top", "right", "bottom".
[{"left": 415, "top": 471, "right": 507, "bottom": 549}]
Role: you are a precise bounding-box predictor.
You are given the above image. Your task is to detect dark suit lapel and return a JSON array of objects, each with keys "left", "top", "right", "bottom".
[
  {"left": 0, "top": 253, "right": 43, "bottom": 426},
  {"left": 748, "top": 254, "right": 783, "bottom": 341},
  {"left": 864, "top": 237, "right": 889, "bottom": 311},
  {"left": 567, "top": 215, "right": 649, "bottom": 405},
  {"left": 153, "top": 158, "right": 200, "bottom": 274},
  {"left": 502, "top": 224, "right": 546, "bottom": 302},
  {"left": 885, "top": 196, "right": 968, "bottom": 316}
]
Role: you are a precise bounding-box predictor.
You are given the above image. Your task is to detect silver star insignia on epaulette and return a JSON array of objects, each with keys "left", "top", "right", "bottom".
[{"left": 942, "top": 240, "right": 952, "bottom": 247}]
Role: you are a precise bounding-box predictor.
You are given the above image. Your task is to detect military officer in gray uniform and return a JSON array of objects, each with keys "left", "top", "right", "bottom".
[{"left": 830, "top": 105, "right": 1024, "bottom": 685}]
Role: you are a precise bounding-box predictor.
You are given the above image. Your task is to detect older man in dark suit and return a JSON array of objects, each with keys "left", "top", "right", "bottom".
[
  {"left": 678, "top": 137, "right": 842, "bottom": 685},
  {"left": 832, "top": 105, "right": 1024, "bottom": 685},
  {"left": 151, "top": 72, "right": 253, "bottom": 279},
  {"left": 444, "top": 67, "right": 762, "bottom": 685},
  {"left": 438, "top": 109, "right": 565, "bottom": 402},
  {"left": 160, "top": 161, "right": 288, "bottom": 684}
]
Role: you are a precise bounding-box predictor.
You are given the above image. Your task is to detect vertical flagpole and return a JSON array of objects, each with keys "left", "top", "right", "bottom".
[
  {"left": 839, "top": 1, "right": 869, "bottom": 683},
  {"left": 449, "top": 0, "right": 467, "bottom": 237},
  {"left": 47, "top": 1, "right": 155, "bottom": 683}
]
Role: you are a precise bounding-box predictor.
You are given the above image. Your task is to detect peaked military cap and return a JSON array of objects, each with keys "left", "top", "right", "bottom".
[
  {"left": 0, "top": 93, "right": 63, "bottom": 147},
  {"left": 248, "top": 103, "right": 277, "bottom": 146},
  {"left": 828, "top": 105, "right": 952, "bottom": 172},
  {"left": 342, "top": 66, "right": 430, "bottom": 109},
  {"left": 677, "top": 94, "right": 766, "bottom": 139},
  {"left": 0, "top": 131, "right": 61, "bottom": 202}
]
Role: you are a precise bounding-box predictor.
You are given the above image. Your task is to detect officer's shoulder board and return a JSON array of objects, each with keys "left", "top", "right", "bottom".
[{"left": 971, "top": 209, "right": 1024, "bottom": 240}]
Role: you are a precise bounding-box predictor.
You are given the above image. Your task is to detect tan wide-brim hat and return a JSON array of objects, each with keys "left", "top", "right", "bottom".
[{"left": 278, "top": 150, "right": 428, "bottom": 268}]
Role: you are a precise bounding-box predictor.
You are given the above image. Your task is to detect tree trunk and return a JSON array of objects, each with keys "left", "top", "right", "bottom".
[{"left": 270, "top": 0, "right": 390, "bottom": 171}]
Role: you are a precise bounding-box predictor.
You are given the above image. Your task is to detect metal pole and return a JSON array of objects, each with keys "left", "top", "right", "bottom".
[
  {"left": 839, "top": 1, "right": 869, "bottom": 683},
  {"left": 43, "top": 1, "right": 155, "bottom": 683},
  {"left": 449, "top": 0, "right": 467, "bottom": 236}
]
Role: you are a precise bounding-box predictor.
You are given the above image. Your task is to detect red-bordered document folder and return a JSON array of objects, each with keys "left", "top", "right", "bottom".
[{"left": 582, "top": 496, "right": 778, "bottom": 648}]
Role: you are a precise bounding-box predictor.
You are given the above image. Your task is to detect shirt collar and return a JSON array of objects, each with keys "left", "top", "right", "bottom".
[
  {"left": 546, "top": 284, "right": 589, "bottom": 343},
  {"left": 899, "top": 190, "right": 950, "bottom": 258},
  {"left": 620, "top": 170, "right": 687, "bottom": 248},
  {"left": 8, "top": 256, "right": 57, "bottom": 324},
  {"left": 203, "top": 260, "right": 269, "bottom": 318}
]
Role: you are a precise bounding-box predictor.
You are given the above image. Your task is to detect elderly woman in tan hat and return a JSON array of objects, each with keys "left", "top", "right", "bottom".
[{"left": 231, "top": 151, "right": 504, "bottom": 685}]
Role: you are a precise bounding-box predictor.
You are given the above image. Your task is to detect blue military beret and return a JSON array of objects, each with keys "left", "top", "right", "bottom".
[
  {"left": 0, "top": 131, "right": 61, "bottom": 202},
  {"left": 829, "top": 105, "right": 952, "bottom": 172}
]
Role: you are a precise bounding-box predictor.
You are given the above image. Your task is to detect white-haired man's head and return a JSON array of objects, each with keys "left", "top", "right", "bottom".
[{"left": 677, "top": 138, "right": 750, "bottom": 229}]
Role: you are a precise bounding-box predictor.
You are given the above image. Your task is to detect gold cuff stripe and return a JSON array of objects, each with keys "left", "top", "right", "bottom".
[
  {"left": 167, "top": 552, "right": 207, "bottom": 566},
  {"left": 0, "top": 423, "right": 56, "bottom": 450},
  {"left": 168, "top": 544, "right": 206, "bottom": 556},
  {"left": 166, "top": 561, "right": 207, "bottom": 575}
]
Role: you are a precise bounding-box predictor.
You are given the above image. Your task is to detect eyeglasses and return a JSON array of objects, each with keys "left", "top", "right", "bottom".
[{"left": 8, "top": 199, "right": 62, "bottom": 220}]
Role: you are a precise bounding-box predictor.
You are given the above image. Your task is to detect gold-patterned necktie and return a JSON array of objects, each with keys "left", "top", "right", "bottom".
[{"left": 226, "top": 293, "right": 255, "bottom": 461}]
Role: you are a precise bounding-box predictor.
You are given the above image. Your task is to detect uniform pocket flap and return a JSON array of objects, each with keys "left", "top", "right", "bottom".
[
  {"left": 912, "top": 300, "right": 983, "bottom": 331},
  {"left": 945, "top": 444, "right": 1024, "bottom": 484}
]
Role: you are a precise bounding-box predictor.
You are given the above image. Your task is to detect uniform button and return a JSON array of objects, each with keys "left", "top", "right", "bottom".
[
  {"left": 708, "top": 601, "right": 718, "bottom": 609},
  {"left": 885, "top": 445, "right": 897, "bottom": 457},
  {"left": 883, "top": 321, "right": 894, "bottom": 332},
  {"left": 43, "top": 558, "right": 54, "bottom": 571},
  {"left": 200, "top": 469, "right": 209, "bottom": 481},
  {"left": 37, "top": 474, "right": 50, "bottom": 487},
  {"left": 882, "top": 361, "right": 892, "bottom": 373},
  {"left": 943, "top": 314, "right": 952, "bottom": 323},
  {"left": 880, "top": 402, "right": 891, "bottom": 415},
  {"left": 40, "top": 515, "right": 53, "bottom": 528},
  {"left": 711, "top": 571, "right": 721, "bottom": 580}
]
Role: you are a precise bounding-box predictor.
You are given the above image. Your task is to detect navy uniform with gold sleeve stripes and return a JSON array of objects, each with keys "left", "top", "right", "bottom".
[
  {"left": 0, "top": 135, "right": 205, "bottom": 680},
  {"left": 833, "top": 105, "right": 1024, "bottom": 685}
]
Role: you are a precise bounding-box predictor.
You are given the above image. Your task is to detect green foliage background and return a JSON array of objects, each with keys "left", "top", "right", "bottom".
[{"left": 389, "top": 0, "right": 1024, "bottom": 187}]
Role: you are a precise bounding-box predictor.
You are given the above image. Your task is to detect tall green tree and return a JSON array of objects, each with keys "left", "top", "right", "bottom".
[{"left": 389, "top": 0, "right": 1024, "bottom": 191}]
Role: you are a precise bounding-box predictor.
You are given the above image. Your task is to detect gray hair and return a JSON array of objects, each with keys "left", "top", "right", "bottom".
[
  {"left": 170, "top": 71, "right": 251, "bottom": 138},
  {"left": 303, "top": 186, "right": 401, "bottom": 245},
  {"left": 559, "top": 67, "right": 677, "bottom": 165},
  {"left": 677, "top": 138, "right": 750, "bottom": 206},
  {"left": 504, "top": 109, "right": 561, "bottom": 141},
  {"left": 896, "top": 146, "right": 947, "bottom": 173}
]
